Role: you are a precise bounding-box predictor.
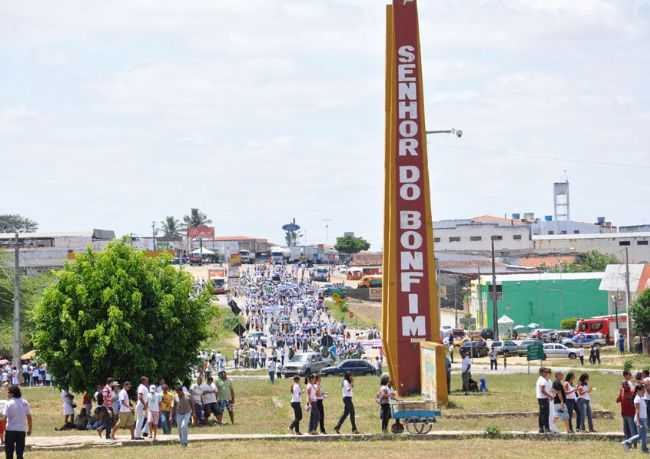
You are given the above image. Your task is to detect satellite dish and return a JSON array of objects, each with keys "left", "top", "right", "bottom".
[{"left": 282, "top": 218, "right": 301, "bottom": 232}]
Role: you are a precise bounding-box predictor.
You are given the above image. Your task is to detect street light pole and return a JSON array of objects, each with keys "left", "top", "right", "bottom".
[
  {"left": 624, "top": 246, "right": 632, "bottom": 353},
  {"left": 13, "top": 232, "right": 21, "bottom": 370},
  {"left": 491, "top": 237, "right": 499, "bottom": 340},
  {"left": 425, "top": 128, "right": 463, "bottom": 138}
]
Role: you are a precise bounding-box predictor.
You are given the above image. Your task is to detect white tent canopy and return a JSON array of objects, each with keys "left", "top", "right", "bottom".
[
  {"left": 191, "top": 247, "right": 215, "bottom": 255},
  {"left": 498, "top": 315, "right": 514, "bottom": 325}
]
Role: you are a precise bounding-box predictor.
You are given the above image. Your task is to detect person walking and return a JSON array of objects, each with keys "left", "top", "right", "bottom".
[
  {"left": 489, "top": 347, "right": 498, "bottom": 371},
  {"left": 577, "top": 373, "right": 595, "bottom": 432},
  {"left": 563, "top": 372, "right": 578, "bottom": 434},
  {"left": 134, "top": 376, "right": 149, "bottom": 439},
  {"left": 315, "top": 375, "right": 327, "bottom": 434},
  {"left": 536, "top": 367, "right": 552, "bottom": 433},
  {"left": 112, "top": 381, "right": 135, "bottom": 440},
  {"left": 2, "top": 385, "right": 32, "bottom": 459},
  {"left": 618, "top": 370, "right": 637, "bottom": 447},
  {"left": 147, "top": 385, "right": 161, "bottom": 442},
  {"left": 216, "top": 371, "right": 235, "bottom": 425},
  {"left": 377, "top": 375, "right": 395, "bottom": 434},
  {"left": 334, "top": 372, "right": 358, "bottom": 434},
  {"left": 159, "top": 384, "right": 174, "bottom": 435},
  {"left": 288, "top": 376, "right": 303, "bottom": 435},
  {"left": 306, "top": 374, "right": 320, "bottom": 435},
  {"left": 552, "top": 371, "right": 569, "bottom": 433},
  {"left": 267, "top": 358, "right": 277, "bottom": 384},
  {"left": 461, "top": 352, "right": 471, "bottom": 395},
  {"left": 577, "top": 347, "right": 584, "bottom": 366},
  {"left": 623, "top": 384, "right": 649, "bottom": 452},
  {"left": 174, "top": 386, "right": 193, "bottom": 448},
  {"left": 189, "top": 376, "right": 204, "bottom": 427}
]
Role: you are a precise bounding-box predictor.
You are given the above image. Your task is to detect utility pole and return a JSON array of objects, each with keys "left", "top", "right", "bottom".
[
  {"left": 13, "top": 232, "right": 21, "bottom": 371},
  {"left": 151, "top": 221, "right": 157, "bottom": 252},
  {"left": 454, "top": 282, "right": 458, "bottom": 328},
  {"left": 491, "top": 237, "right": 499, "bottom": 340},
  {"left": 477, "top": 264, "right": 483, "bottom": 329},
  {"left": 624, "top": 246, "right": 632, "bottom": 353}
]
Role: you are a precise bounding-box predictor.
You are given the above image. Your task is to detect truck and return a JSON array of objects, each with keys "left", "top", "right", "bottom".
[
  {"left": 310, "top": 267, "right": 330, "bottom": 282},
  {"left": 208, "top": 268, "right": 227, "bottom": 294},
  {"left": 239, "top": 250, "right": 255, "bottom": 264},
  {"left": 576, "top": 314, "right": 627, "bottom": 345}
]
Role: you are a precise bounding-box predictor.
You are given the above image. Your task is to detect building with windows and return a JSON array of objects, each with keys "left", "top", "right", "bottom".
[
  {"left": 0, "top": 229, "right": 115, "bottom": 271},
  {"left": 433, "top": 216, "right": 531, "bottom": 252},
  {"left": 533, "top": 232, "right": 650, "bottom": 263}
]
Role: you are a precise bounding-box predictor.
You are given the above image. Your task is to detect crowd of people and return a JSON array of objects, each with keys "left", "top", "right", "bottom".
[{"left": 0, "top": 363, "right": 51, "bottom": 388}]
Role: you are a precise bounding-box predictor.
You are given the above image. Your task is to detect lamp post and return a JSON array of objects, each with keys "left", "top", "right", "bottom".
[
  {"left": 13, "top": 232, "right": 21, "bottom": 371},
  {"left": 491, "top": 236, "right": 499, "bottom": 341},
  {"left": 426, "top": 128, "right": 463, "bottom": 138}
]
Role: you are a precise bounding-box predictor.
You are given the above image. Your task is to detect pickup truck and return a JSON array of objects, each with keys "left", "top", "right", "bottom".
[{"left": 280, "top": 352, "right": 332, "bottom": 377}]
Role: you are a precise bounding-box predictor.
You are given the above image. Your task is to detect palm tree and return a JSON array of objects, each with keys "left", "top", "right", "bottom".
[
  {"left": 160, "top": 216, "right": 183, "bottom": 239},
  {"left": 182, "top": 208, "right": 212, "bottom": 230}
]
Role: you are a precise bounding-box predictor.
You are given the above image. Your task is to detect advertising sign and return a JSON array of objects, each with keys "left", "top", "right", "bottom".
[{"left": 188, "top": 225, "right": 215, "bottom": 240}]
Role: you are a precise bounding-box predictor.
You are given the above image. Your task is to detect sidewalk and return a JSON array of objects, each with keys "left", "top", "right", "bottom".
[{"left": 24, "top": 430, "right": 627, "bottom": 451}]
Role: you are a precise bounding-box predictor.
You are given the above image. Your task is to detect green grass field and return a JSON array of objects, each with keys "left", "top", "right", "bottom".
[
  {"left": 17, "top": 370, "right": 627, "bottom": 438},
  {"left": 26, "top": 439, "right": 629, "bottom": 459}
]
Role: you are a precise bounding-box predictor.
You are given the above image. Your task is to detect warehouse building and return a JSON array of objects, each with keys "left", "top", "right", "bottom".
[{"left": 475, "top": 272, "right": 608, "bottom": 330}]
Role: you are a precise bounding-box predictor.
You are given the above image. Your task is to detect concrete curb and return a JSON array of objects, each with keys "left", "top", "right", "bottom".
[{"left": 23, "top": 430, "right": 627, "bottom": 452}]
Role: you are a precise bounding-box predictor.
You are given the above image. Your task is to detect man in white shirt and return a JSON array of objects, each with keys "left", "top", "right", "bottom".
[
  {"left": 190, "top": 376, "right": 205, "bottom": 426},
  {"left": 134, "top": 376, "right": 149, "bottom": 439},
  {"left": 3, "top": 385, "right": 32, "bottom": 459},
  {"left": 267, "top": 359, "right": 277, "bottom": 384},
  {"left": 112, "top": 381, "right": 135, "bottom": 440},
  {"left": 536, "top": 367, "right": 553, "bottom": 433},
  {"left": 201, "top": 376, "right": 219, "bottom": 424},
  {"left": 461, "top": 353, "right": 472, "bottom": 395}
]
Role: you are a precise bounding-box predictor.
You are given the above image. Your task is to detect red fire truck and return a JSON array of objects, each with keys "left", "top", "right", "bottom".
[{"left": 576, "top": 314, "right": 627, "bottom": 345}]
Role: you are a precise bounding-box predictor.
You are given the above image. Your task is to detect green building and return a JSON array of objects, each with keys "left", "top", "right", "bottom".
[{"left": 476, "top": 272, "right": 608, "bottom": 330}]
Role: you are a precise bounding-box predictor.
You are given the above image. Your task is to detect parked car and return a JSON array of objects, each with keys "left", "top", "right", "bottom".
[
  {"left": 491, "top": 340, "right": 520, "bottom": 356},
  {"left": 280, "top": 352, "right": 332, "bottom": 377},
  {"left": 320, "top": 359, "right": 377, "bottom": 376},
  {"left": 530, "top": 328, "right": 554, "bottom": 342},
  {"left": 543, "top": 343, "right": 577, "bottom": 360},
  {"left": 321, "top": 284, "right": 347, "bottom": 298},
  {"left": 562, "top": 333, "right": 606, "bottom": 348},
  {"left": 460, "top": 340, "right": 489, "bottom": 358},
  {"left": 480, "top": 328, "right": 494, "bottom": 340}
]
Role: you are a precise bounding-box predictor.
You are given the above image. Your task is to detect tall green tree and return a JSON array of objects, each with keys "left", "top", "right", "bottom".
[
  {"left": 0, "top": 214, "right": 38, "bottom": 233},
  {"left": 0, "top": 253, "right": 54, "bottom": 355},
  {"left": 335, "top": 234, "right": 371, "bottom": 254},
  {"left": 631, "top": 289, "right": 650, "bottom": 336},
  {"left": 551, "top": 250, "right": 619, "bottom": 273},
  {"left": 160, "top": 216, "right": 183, "bottom": 238},
  {"left": 32, "top": 240, "right": 213, "bottom": 392},
  {"left": 182, "top": 208, "right": 212, "bottom": 230}
]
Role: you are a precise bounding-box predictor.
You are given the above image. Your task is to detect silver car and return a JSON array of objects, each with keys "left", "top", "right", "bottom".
[{"left": 543, "top": 343, "right": 577, "bottom": 360}]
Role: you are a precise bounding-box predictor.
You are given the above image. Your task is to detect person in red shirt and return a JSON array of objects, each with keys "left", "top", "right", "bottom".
[{"left": 618, "top": 371, "right": 637, "bottom": 446}]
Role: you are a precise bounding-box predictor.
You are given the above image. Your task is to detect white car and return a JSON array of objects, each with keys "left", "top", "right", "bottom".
[{"left": 543, "top": 343, "right": 577, "bottom": 360}]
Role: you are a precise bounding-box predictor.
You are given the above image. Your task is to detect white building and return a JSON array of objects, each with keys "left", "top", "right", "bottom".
[
  {"left": 533, "top": 232, "right": 650, "bottom": 264},
  {"left": 433, "top": 216, "right": 531, "bottom": 252},
  {"left": 0, "top": 230, "right": 115, "bottom": 271}
]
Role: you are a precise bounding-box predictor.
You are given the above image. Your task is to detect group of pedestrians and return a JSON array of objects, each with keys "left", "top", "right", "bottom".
[
  {"left": 618, "top": 369, "right": 650, "bottom": 452},
  {"left": 289, "top": 372, "right": 359, "bottom": 435},
  {"left": 535, "top": 367, "right": 595, "bottom": 434}
]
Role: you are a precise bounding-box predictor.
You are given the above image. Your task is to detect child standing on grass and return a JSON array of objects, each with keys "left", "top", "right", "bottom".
[
  {"left": 289, "top": 376, "right": 302, "bottom": 435},
  {"left": 622, "top": 385, "right": 648, "bottom": 453}
]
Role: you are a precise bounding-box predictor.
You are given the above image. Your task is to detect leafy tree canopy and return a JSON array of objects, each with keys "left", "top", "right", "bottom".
[
  {"left": 0, "top": 253, "right": 54, "bottom": 355},
  {"left": 550, "top": 250, "right": 619, "bottom": 273},
  {"left": 631, "top": 289, "right": 650, "bottom": 336},
  {"left": 0, "top": 214, "right": 38, "bottom": 233},
  {"left": 160, "top": 216, "right": 183, "bottom": 239},
  {"left": 335, "top": 234, "right": 370, "bottom": 255},
  {"left": 560, "top": 317, "right": 577, "bottom": 330},
  {"left": 32, "top": 240, "right": 213, "bottom": 392},
  {"left": 182, "top": 208, "right": 212, "bottom": 230}
]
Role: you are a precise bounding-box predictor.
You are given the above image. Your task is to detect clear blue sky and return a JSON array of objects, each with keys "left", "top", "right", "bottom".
[{"left": 1, "top": 1, "right": 649, "bottom": 247}]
